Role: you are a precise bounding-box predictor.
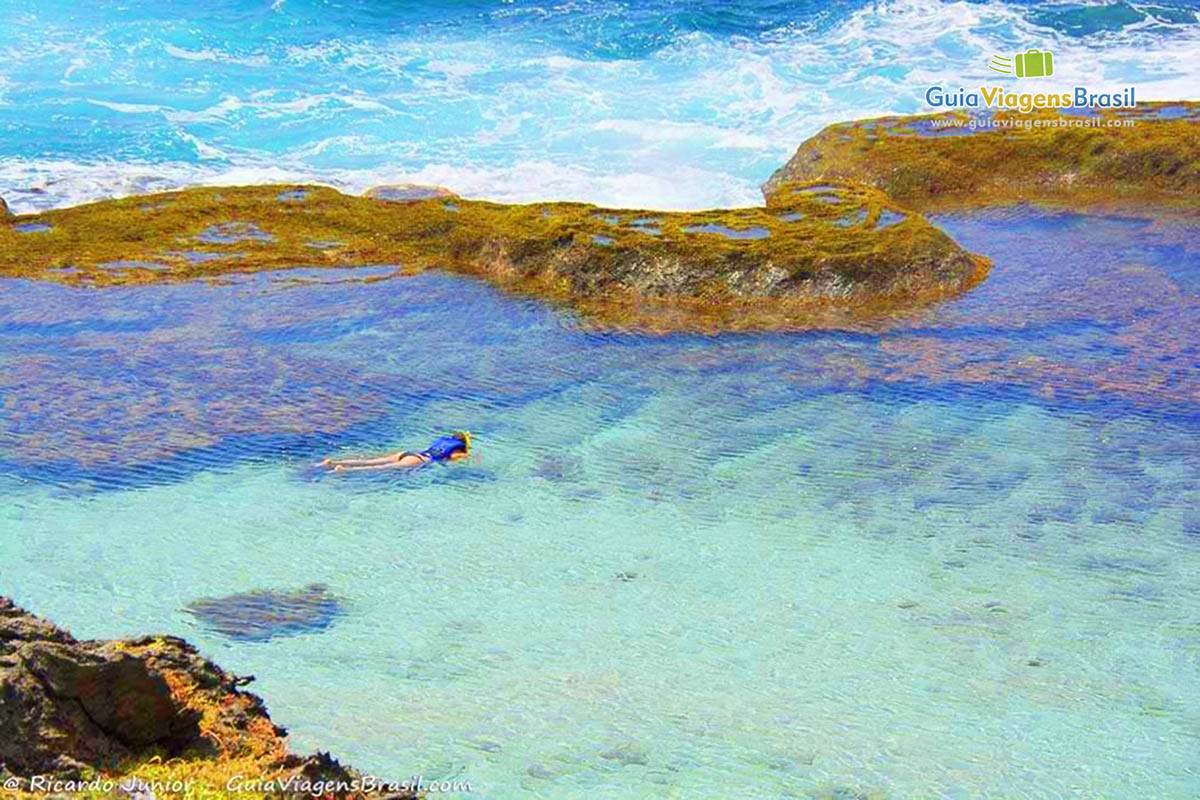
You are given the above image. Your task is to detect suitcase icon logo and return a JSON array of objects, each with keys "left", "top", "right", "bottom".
[{"left": 988, "top": 49, "right": 1054, "bottom": 79}]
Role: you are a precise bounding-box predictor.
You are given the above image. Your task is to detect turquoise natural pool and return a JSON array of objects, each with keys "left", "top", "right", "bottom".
[{"left": 2, "top": 210, "right": 1199, "bottom": 799}]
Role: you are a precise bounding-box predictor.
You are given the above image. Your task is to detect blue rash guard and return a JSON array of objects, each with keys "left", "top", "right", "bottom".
[{"left": 420, "top": 436, "right": 466, "bottom": 463}]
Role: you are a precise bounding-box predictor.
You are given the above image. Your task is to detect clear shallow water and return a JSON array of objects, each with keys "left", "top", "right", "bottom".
[
  {"left": 2, "top": 210, "right": 1199, "bottom": 799},
  {"left": 3, "top": 3, "right": 1199, "bottom": 796},
  {"left": 1, "top": 0, "right": 1199, "bottom": 212}
]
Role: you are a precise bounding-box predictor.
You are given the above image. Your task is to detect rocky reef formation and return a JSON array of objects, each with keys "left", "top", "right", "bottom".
[
  {"left": 5, "top": 102, "right": 1196, "bottom": 329},
  {"left": 0, "top": 179, "right": 986, "bottom": 331},
  {"left": 0, "top": 597, "right": 410, "bottom": 798},
  {"left": 0, "top": 195, "right": 10, "bottom": 217},
  {"left": 763, "top": 101, "right": 1200, "bottom": 213}
]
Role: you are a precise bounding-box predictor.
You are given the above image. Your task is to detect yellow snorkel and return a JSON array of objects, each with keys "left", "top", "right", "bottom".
[{"left": 453, "top": 430, "right": 472, "bottom": 454}]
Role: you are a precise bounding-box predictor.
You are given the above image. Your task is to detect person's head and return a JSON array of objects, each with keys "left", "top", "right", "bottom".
[{"left": 426, "top": 430, "right": 471, "bottom": 462}]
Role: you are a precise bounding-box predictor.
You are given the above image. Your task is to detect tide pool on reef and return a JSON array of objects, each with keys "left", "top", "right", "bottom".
[{"left": 2, "top": 209, "right": 1199, "bottom": 798}]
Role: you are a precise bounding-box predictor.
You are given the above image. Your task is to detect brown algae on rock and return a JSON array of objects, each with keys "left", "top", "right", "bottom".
[
  {"left": 764, "top": 101, "right": 1200, "bottom": 213},
  {"left": 0, "top": 181, "right": 986, "bottom": 331},
  {"left": 0, "top": 597, "right": 406, "bottom": 799}
]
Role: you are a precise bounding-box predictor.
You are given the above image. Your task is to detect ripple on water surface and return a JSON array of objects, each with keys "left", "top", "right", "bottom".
[{"left": 1, "top": 212, "right": 1199, "bottom": 799}]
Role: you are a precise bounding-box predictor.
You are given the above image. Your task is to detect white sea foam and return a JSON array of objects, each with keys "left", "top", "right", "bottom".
[
  {"left": 390, "top": 161, "right": 763, "bottom": 209},
  {"left": 178, "top": 132, "right": 229, "bottom": 161},
  {"left": 593, "top": 119, "right": 770, "bottom": 150},
  {"left": 0, "top": 156, "right": 763, "bottom": 214},
  {"left": 157, "top": 92, "right": 398, "bottom": 125},
  {"left": 88, "top": 99, "right": 168, "bottom": 115},
  {"left": 1, "top": 0, "right": 1196, "bottom": 213},
  {"left": 164, "top": 44, "right": 270, "bottom": 68}
]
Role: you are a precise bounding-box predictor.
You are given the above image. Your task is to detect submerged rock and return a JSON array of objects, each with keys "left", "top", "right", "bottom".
[
  {"left": 764, "top": 101, "right": 1200, "bottom": 212},
  {"left": 532, "top": 453, "right": 583, "bottom": 482},
  {"left": 185, "top": 583, "right": 344, "bottom": 642},
  {"left": 599, "top": 743, "right": 649, "bottom": 766},
  {"left": 808, "top": 788, "right": 885, "bottom": 800},
  {"left": 1184, "top": 513, "right": 1200, "bottom": 540},
  {"left": 0, "top": 195, "right": 9, "bottom": 217}
]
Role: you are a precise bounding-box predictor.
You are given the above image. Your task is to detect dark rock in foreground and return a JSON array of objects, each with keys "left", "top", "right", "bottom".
[
  {"left": 0, "top": 597, "right": 410, "bottom": 798},
  {"left": 0, "top": 196, "right": 9, "bottom": 217},
  {"left": 185, "top": 583, "right": 344, "bottom": 642},
  {"left": 0, "top": 597, "right": 198, "bottom": 776}
]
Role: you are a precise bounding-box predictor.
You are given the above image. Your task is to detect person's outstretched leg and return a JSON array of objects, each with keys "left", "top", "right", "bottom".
[
  {"left": 334, "top": 453, "right": 428, "bottom": 472},
  {"left": 321, "top": 452, "right": 404, "bottom": 467}
]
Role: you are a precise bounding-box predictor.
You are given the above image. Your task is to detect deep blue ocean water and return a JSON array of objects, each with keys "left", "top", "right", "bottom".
[
  {"left": 2, "top": 2, "right": 1200, "bottom": 798},
  {"left": 1, "top": 0, "right": 1199, "bottom": 210}
]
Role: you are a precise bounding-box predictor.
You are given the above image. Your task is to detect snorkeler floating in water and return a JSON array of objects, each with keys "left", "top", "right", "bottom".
[{"left": 321, "top": 431, "right": 471, "bottom": 472}]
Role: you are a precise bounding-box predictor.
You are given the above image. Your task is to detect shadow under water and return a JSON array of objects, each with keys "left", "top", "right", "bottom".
[{"left": 185, "top": 583, "right": 344, "bottom": 642}]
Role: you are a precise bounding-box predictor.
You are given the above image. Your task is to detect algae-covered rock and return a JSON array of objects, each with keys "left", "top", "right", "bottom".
[
  {"left": 0, "top": 180, "right": 987, "bottom": 331},
  {"left": 0, "top": 597, "right": 197, "bottom": 776},
  {"left": 763, "top": 101, "right": 1200, "bottom": 212},
  {"left": 0, "top": 597, "right": 409, "bottom": 798},
  {"left": 0, "top": 195, "right": 10, "bottom": 217},
  {"left": 469, "top": 179, "right": 988, "bottom": 330}
]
